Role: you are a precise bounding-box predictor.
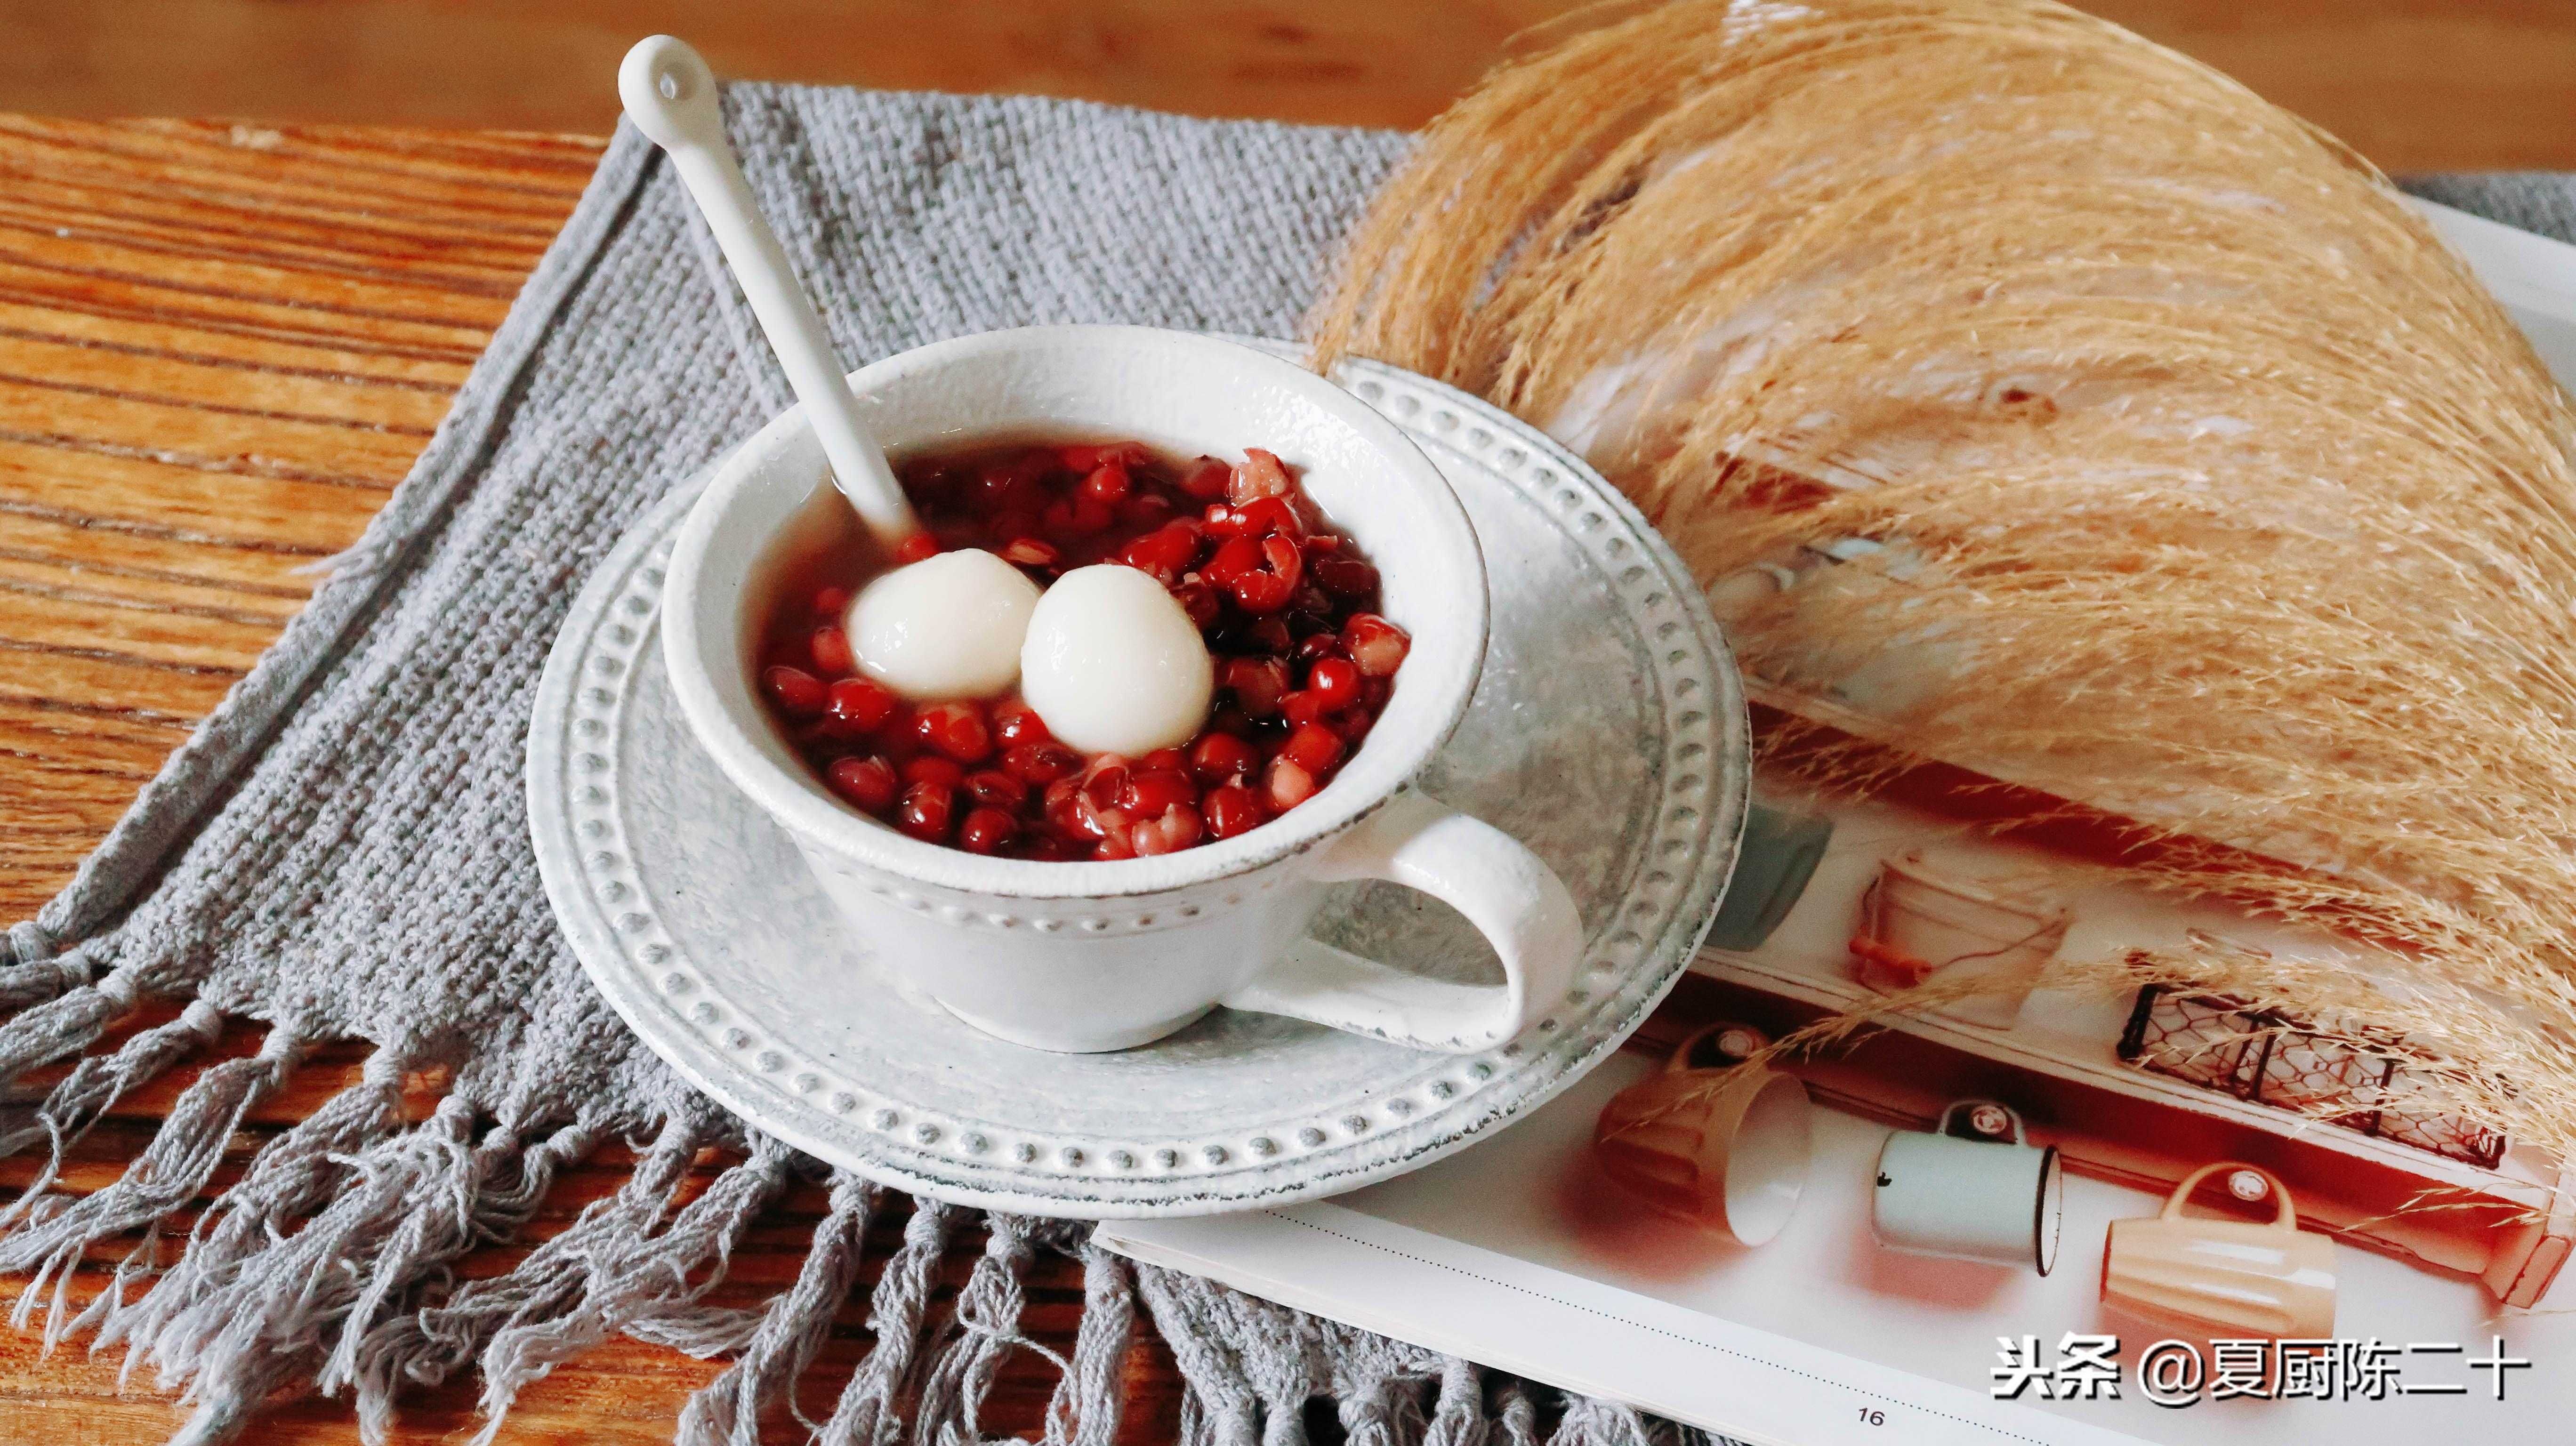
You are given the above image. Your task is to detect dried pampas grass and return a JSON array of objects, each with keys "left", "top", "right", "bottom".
[{"left": 1312, "top": 0, "right": 2576, "bottom": 1161}]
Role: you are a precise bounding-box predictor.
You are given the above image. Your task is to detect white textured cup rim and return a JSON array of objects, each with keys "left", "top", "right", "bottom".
[{"left": 661, "top": 326, "right": 1489, "bottom": 900}]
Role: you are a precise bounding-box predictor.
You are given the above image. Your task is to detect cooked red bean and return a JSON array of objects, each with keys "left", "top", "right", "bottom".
[
  {"left": 826, "top": 755, "right": 898, "bottom": 811},
  {"left": 1131, "top": 803, "right": 1205, "bottom": 857},
  {"left": 1228, "top": 448, "right": 1295, "bottom": 505},
  {"left": 958, "top": 806, "right": 1018, "bottom": 854},
  {"left": 1079, "top": 462, "right": 1132, "bottom": 504},
  {"left": 1345, "top": 613, "right": 1410, "bottom": 677},
  {"left": 992, "top": 699, "right": 1051, "bottom": 747},
  {"left": 762, "top": 665, "right": 829, "bottom": 716},
  {"left": 1122, "top": 769, "right": 1197, "bottom": 819},
  {"left": 898, "top": 782, "right": 956, "bottom": 843},
  {"left": 757, "top": 438, "right": 1408, "bottom": 859},
  {"left": 811, "top": 625, "right": 855, "bottom": 675},
  {"left": 1222, "top": 655, "right": 1290, "bottom": 717},
  {"left": 902, "top": 755, "right": 966, "bottom": 789},
  {"left": 1204, "top": 785, "right": 1263, "bottom": 839},
  {"left": 963, "top": 769, "right": 1029, "bottom": 810},
  {"left": 1178, "top": 456, "right": 1233, "bottom": 500},
  {"left": 1307, "top": 657, "right": 1362, "bottom": 710},
  {"left": 1002, "top": 741, "right": 1080, "bottom": 786},
  {"left": 1279, "top": 722, "right": 1345, "bottom": 775},
  {"left": 914, "top": 700, "right": 993, "bottom": 763},
  {"left": 1265, "top": 755, "right": 1319, "bottom": 811},
  {"left": 827, "top": 676, "right": 897, "bottom": 731},
  {"left": 1191, "top": 732, "right": 1259, "bottom": 785}
]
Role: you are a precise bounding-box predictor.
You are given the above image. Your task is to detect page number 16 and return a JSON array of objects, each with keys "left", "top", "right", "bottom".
[{"left": 1857, "top": 1408, "right": 1886, "bottom": 1427}]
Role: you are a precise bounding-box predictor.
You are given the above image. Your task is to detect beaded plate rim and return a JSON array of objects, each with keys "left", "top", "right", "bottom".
[{"left": 528, "top": 348, "right": 1750, "bottom": 1217}]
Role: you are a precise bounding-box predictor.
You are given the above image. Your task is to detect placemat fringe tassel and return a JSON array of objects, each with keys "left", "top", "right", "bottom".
[
  {"left": 463, "top": 1125, "right": 793, "bottom": 1445},
  {"left": 819, "top": 1195, "right": 959, "bottom": 1446},
  {"left": 913, "top": 1211, "right": 1046, "bottom": 1446},
  {"left": 676, "top": 1169, "right": 877, "bottom": 1446},
  {"left": 149, "top": 1087, "right": 494, "bottom": 1442},
  {"left": 1041, "top": 1234, "right": 1137, "bottom": 1446},
  {"left": 95, "top": 1044, "right": 415, "bottom": 1386},
  {"left": 347, "top": 1105, "right": 710, "bottom": 1442},
  {"left": 0, "top": 955, "right": 132, "bottom": 1092},
  {"left": 0, "top": 994, "right": 229, "bottom": 1226},
  {"left": 0, "top": 1012, "right": 295, "bottom": 1348}
]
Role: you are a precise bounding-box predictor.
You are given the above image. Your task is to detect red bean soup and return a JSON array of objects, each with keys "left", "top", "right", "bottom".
[{"left": 753, "top": 439, "right": 1411, "bottom": 860}]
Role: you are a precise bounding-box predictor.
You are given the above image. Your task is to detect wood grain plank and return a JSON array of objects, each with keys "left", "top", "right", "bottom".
[
  {"left": 0, "top": 327, "right": 455, "bottom": 437},
  {"left": 0, "top": 300, "right": 464, "bottom": 404},
  {"left": 0, "top": 0, "right": 2570, "bottom": 169},
  {"left": 0, "top": 582, "right": 283, "bottom": 673},
  {"left": 0, "top": 697, "right": 188, "bottom": 771},
  {"left": 0, "top": 647, "right": 238, "bottom": 731},
  {"left": 0, "top": 267, "right": 495, "bottom": 368},
  {"left": 0, "top": 118, "right": 575, "bottom": 1012},
  {"left": 0, "top": 448, "right": 390, "bottom": 563},
  {"left": 0, "top": 118, "right": 593, "bottom": 231},
  {"left": 0, "top": 510, "right": 320, "bottom": 601},
  {"left": 0, "top": 248, "right": 512, "bottom": 362}
]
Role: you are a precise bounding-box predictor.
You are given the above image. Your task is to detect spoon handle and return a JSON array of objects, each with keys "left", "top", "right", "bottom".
[{"left": 619, "top": 35, "right": 919, "bottom": 546}]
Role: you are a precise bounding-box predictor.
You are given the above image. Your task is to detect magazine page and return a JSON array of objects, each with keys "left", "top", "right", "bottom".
[
  {"left": 1105, "top": 789, "right": 2576, "bottom": 1445},
  {"left": 1105, "top": 201, "right": 2576, "bottom": 1446}
]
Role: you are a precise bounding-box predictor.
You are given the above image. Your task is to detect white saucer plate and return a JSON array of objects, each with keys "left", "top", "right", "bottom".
[{"left": 529, "top": 351, "right": 1749, "bottom": 1217}]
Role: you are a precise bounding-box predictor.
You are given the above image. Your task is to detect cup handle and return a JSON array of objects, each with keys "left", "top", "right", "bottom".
[
  {"left": 1938, "top": 1099, "right": 2024, "bottom": 1145},
  {"left": 2161, "top": 1162, "right": 2297, "bottom": 1229},
  {"left": 1218, "top": 790, "right": 1583, "bottom": 1052},
  {"left": 1665, "top": 1021, "right": 1769, "bottom": 1074}
]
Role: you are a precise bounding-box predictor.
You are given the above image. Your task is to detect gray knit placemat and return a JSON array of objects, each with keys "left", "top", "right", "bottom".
[
  {"left": 0, "top": 72, "right": 2555, "bottom": 1446},
  {"left": 2404, "top": 174, "right": 2576, "bottom": 245},
  {"left": 0, "top": 86, "right": 1523, "bottom": 1446}
]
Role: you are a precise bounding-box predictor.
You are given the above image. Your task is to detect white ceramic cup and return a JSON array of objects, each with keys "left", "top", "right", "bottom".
[
  {"left": 1871, "top": 1100, "right": 2065, "bottom": 1273},
  {"left": 661, "top": 325, "right": 1584, "bottom": 1053}
]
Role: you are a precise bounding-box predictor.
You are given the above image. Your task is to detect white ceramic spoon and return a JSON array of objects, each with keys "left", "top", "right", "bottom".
[{"left": 618, "top": 35, "right": 920, "bottom": 547}]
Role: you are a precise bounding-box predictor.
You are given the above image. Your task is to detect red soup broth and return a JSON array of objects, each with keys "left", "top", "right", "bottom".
[{"left": 751, "top": 437, "right": 1410, "bottom": 861}]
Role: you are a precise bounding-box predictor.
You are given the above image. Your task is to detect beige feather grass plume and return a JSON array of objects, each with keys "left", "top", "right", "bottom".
[{"left": 1311, "top": 0, "right": 2576, "bottom": 1163}]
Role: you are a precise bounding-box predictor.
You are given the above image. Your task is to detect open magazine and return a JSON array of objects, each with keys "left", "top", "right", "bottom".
[{"left": 1096, "top": 201, "right": 2576, "bottom": 1446}]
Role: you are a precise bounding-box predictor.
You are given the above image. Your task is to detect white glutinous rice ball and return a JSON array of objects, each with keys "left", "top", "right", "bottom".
[
  {"left": 1021, "top": 564, "right": 1214, "bottom": 756},
  {"left": 846, "top": 548, "right": 1042, "bottom": 701}
]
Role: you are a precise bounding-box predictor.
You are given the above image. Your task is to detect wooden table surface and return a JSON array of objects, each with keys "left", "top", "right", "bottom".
[
  {"left": 13, "top": 0, "right": 2576, "bottom": 171},
  {"left": 0, "top": 115, "right": 1190, "bottom": 1446}
]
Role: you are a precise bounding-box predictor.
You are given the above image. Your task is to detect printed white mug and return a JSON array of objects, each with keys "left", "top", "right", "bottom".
[
  {"left": 662, "top": 326, "right": 1585, "bottom": 1053},
  {"left": 1871, "top": 1100, "right": 2064, "bottom": 1273}
]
